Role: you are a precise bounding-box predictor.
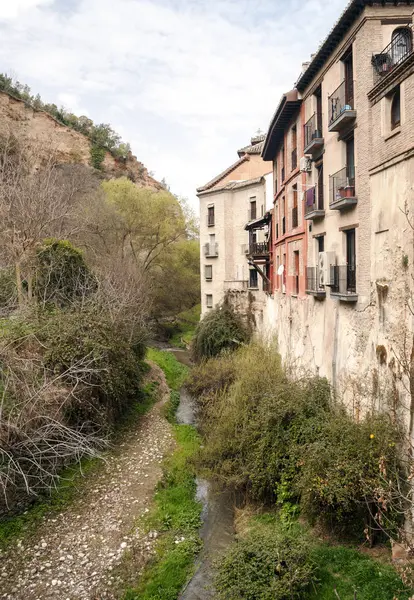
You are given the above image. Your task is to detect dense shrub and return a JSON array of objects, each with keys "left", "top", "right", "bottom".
[
  {"left": 192, "top": 302, "right": 249, "bottom": 361},
  {"left": 186, "top": 352, "right": 236, "bottom": 399},
  {"left": 196, "top": 343, "right": 403, "bottom": 538},
  {"left": 35, "top": 239, "right": 97, "bottom": 307},
  {"left": 0, "top": 268, "right": 17, "bottom": 313},
  {"left": 215, "top": 519, "right": 315, "bottom": 600},
  {"left": 297, "top": 410, "right": 402, "bottom": 536},
  {"left": 39, "top": 308, "right": 146, "bottom": 424}
]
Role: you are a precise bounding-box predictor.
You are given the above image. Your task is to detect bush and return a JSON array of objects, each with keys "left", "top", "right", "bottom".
[
  {"left": 192, "top": 302, "right": 249, "bottom": 361},
  {"left": 215, "top": 519, "right": 315, "bottom": 599},
  {"left": 196, "top": 342, "right": 403, "bottom": 538},
  {"left": 297, "top": 410, "right": 402, "bottom": 536},
  {"left": 35, "top": 239, "right": 97, "bottom": 307},
  {"left": 0, "top": 268, "right": 17, "bottom": 313}
]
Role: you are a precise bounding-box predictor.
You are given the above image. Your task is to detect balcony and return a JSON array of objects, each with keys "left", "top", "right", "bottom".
[
  {"left": 304, "top": 184, "right": 325, "bottom": 220},
  {"left": 328, "top": 80, "right": 356, "bottom": 132},
  {"left": 330, "top": 265, "right": 358, "bottom": 302},
  {"left": 291, "top": 148, "right": 298, "bottom": 171},
  {"left": 204, "top": 242, "right": 218, "bottom": 257},
  {"left": 292, "top": 205, "right": 298, "bottom": 228},
  {"left": 329, "top": 167, "right": 357, "bottom": 210},
  {"left": 372, "top": 31, "right": 413, "bottom": 83},
  {"left": 248, "top": 241, "right": 269, "bottom": 258},
  {"left": 304, "top": 113, "right": 324, "bottom": 157},
  {"left": 305, "top": 267, "right": 326, "bottom": 299}
]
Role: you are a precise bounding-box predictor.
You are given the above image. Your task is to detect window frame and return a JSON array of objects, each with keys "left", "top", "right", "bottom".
[
  {"left": 204, "top": 265, "right": 212, "bottom": 281},
  {"left": 206, "top": 294, "right": 213, "bottom": 308}
]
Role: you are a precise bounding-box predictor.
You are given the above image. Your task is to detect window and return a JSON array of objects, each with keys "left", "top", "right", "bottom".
[
  {"left": 292, "top": 184, "right": 298, "bottom": 228},
  {"left": 207, "top": 206, "right": 215, "bottom": 227},
  {"left": 250, "top": 198, "right": 257, "bottom": 220},
  {"left": 206, "top": 294, "right": 213, "bottom": 308},
  {"left": 316, "top": 163, "right": 324, "bottom": 209},
  {"left": 293, "top": 251, "right": 300, "bottom": 295},
  {"left": 317, "top": 235, "right": 325, "bottom": 254},
  {"left": 315, "top": 86, "right": 323, "bottom": 135},
  {"left": 346, "top": 229, "right": 356, "bottom": 293},
  {"left": 346, "top": 136, "right": 355, "bottom": 186},
  {"left": 291, "top": 125, "right": 297, "bottom": 170},
  {"left": 392, "top": 28, "right": 412, "bottom": 64},
  {"left": 391, "top": 86, "right": 401, "bottom": 130},
  {"left": 205, "top": 265, "right": 212, "bottom": 280},
  {"left": 343, "top": 47, "right": 354, "bottom": 105},
  {"left": 249, "top": 269, "right": 258, "bottom": 289},
  {"left": 281, "top": 145, "right": 285, "bottom": 182},
  {"left": 274, "top": 160, "right": 278, "bottom": 192}
]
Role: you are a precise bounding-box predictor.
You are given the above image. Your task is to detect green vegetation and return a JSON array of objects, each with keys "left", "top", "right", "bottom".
[
  {"left": 215, "top": 515, "right": 315, "bottom": 600},
  {"left": 190, "top": 342, "right": 403, "bottom": 538},
  {"left": 169, "top": 304, "right": 201, "bottom": 348},
  {"left": 215, "top": 513, "right": 412, "bottom": 600},
  {"left": 123, "top": 349, "right": 202, "bottom": 600},
  {"left": 147, "top": 348, "right": 189, "bottom": 391},
  {"left": 90, "top": 144, "right": 106, "bottom": 169},
  {"left": 309, "top": 544, "right": 411, "bottom": 600},
  {"left": 192, "top": 301, "right": 250, "bottom": 361}
]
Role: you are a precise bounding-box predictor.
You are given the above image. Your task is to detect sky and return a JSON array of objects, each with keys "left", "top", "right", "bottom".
[{"left": 0, "top": 0, "right": 347, "bottom": 208}]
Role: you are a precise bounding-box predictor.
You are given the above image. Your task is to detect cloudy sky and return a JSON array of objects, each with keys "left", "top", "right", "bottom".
[{"left": 0, "top": 0, "right": 346, "bottom": 207}]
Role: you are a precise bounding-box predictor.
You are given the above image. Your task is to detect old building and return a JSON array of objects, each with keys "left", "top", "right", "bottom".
[
  {"left": 258, "top": 0, "right": 414, "bottom": 409},
  {"left": 197, "top": 135, "right": 273, "bottom": 318}
]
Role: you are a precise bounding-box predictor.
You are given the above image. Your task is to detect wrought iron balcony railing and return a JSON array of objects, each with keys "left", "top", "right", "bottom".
[
  {"left": 249, "top": 242, "right": 269, "bottom": 256},
  {"left": 330, "top": 265, "right": 357, "bottom": 300},
  {"left": 372, "top": 30, "right": 413, "bottom": 81},
  {"left": 306, "top": 267, "right": 326, "bottom": 297},
  {"left": 329, "top": 166, "right": 357, "bottom": 209},
  {"left": 304, "top": 184, "right": 324, "bottom": 219},
  {"left": 203, "top": 242, "right": 218, "bottom": 257},
  {"left": 304, "top": 113, "right": 323, "bottom": 151},
  {"left": 328, "top": 80, "right": 355, "bottom": 130}
]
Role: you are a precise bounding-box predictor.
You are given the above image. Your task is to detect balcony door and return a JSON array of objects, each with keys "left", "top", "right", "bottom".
[
  {"left": 315, "top": 86, "right": 323, "bottom": 135},
  {"left": 346, "top": 137, "right": 355, "bottom": 186},
  {"left": 343, "top": 49, "right": 354, "bottom": 106},
  {"left": 346, "top": 229, "right": 356, "bottom": 292}
]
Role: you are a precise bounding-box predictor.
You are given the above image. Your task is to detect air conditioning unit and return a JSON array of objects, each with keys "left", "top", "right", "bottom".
[
  {"left": 318, "top": 252, "right": 336, "bottom": 287},
  {"left": 300, "top": 156, "right": 312, "bottom": 173}
]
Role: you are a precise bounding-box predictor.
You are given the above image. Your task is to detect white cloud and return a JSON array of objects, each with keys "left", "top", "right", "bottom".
[
  {"left": 0, "top": 0, "right": 52, "bottom": 20},
  {"left": 0, "top": 0, "right": 346, "bottom": 206}
]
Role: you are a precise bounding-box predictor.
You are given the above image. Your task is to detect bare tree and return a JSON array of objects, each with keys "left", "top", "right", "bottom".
[{"left": 0, "top": 129, "right": 87, "bottom": 308}]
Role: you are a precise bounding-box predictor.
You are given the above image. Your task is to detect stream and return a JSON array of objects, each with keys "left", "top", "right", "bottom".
[{"left": 169, "top": 349, "right": 235, "bottom": 600}]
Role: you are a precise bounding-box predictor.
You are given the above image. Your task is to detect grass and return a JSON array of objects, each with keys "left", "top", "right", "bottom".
[
  {"left": 0, "top": 372, "right": 159, "bottom": 551},
  {"left": 169, "top": 304, "right": 200, "bottom": 349},
  {"left": 147, "top": 347, "right": 189, "bottom": 391},
  {"left": 221, "top": 511, "right": 412, "bottom": 600},
  {"left": 309, "top": 544, "right": 412, "bottom": 600},
  {"left": 123, "top": 348, "right": 202, "bottom": 600}
]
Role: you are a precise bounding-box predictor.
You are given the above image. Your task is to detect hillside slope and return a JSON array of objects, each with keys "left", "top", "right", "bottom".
[{"left": 0, "top": 91, "right": 161, "bottom": 188}]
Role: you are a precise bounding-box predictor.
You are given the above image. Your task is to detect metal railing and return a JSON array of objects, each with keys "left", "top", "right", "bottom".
[
  {"left": 328, "top": 80, "right": 354, "bottom": 127},
  {"left": 292, "top": 205, "right": 298, "bottom": 228},
  {"left": 203, "top": 242, "right": 218, "bottom": 257},
  {"left": 291, "top": 148, "right": 297, "bottom": 171},
  {"left": 330, "top": 265, "right": 356, "bottom": 294},
  {"left": 304, "top": 113, "right": 323, "bottom": 149},
  {"left": 329, "top": 166, "right": 355, "bottom": 207},
  {"left": 372, "top": 30, "right": 413, "bottom": 80},
  {"left": 249, "top": 242, "right": 269, "bottom": 256},
  {"left": 304, "top": 184, "right": 324, "bottom": 216},
  {"left": 306, "top": 267, "right": 319, "bottom": 292}
]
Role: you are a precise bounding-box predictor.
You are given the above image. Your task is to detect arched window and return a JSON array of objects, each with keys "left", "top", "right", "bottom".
[
  {"left": 391, "top": 87, "right": 401, "bottom": 130},
  {"left": 392, "top": 27, "right": 412, "bottom": 65}
]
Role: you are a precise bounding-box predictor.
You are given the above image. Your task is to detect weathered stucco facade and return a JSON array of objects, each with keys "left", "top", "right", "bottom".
[
  {"left": 258, "top": 1, "right": 414, "bottom": 413},
  {"left": 197, "top": 136, "right": 272, "bottom": 318}
]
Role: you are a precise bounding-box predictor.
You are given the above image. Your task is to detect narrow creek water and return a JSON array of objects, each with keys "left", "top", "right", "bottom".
[{"left": 169, "top": 349, "right": 235, "bottom": 600}]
